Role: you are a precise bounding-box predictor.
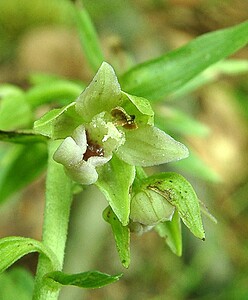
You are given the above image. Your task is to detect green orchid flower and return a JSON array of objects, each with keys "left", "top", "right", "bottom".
[
  {"left": 34, "top": 62, "right": 209, "bottom": 265},
  {"left": 36, "top": 62, "right": 188, "bottom": 186}
]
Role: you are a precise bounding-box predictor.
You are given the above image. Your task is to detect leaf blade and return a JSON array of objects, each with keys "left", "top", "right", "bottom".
[
  {"left": 26, "top": 81, "right": 84, "bottom": 108},
  {"left": 0, "top": 236, "right": 59, "bottom": 273},
  {"left": 0, "top": 130, "right": 48, "bottom": 144},
  {"left": 47, "top": 270, "right": 121, "bottom": 289},
  {"left": 120, "top": 21, "right": 248, "bottom": 100},
  {"left": 73, "top": 3, "right": 104, "bottom": 71}
]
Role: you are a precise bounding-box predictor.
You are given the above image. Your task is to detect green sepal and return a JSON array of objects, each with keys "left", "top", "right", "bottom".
[
  {"left": 103, "top": 206, "right": 130, "bottom": 268},
  {"left": 156, "top": 210, "right": 182, "bottom": 256},
  {"left": 46, "top": 270, "right": 122, "bottom": 289},
  {"left": 75, "top": 62, "right": 123, "bottom": 122},
  {"left": 115, "top": 125, "right": 189, "bottom": 167},
  {"left": 96, "top": 154, "right": 135, "bottom": 226},
  {"left": 0, "top": 236, "right": 59, "bottom": 273},
  {"left": 33, "top": 102, "right": 82, "bottom": 139},
  {"left": 144, "top": 172, "right": 205, "bottom": 240}
]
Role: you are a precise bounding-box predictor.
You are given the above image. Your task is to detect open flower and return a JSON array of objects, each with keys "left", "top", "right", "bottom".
[
  {"left": 34, "top": 61, "right": 206, "bottom": 261},
  {"left": 35, "top": 62, "right": 188, "bottom": 185},
  {"left": 49, "top": 62, "right": 189, "bottom": 185}
]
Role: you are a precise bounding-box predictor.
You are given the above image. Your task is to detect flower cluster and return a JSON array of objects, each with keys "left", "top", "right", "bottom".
[{"left": 34, "top": 62, "right": 206, "bottom": 260}]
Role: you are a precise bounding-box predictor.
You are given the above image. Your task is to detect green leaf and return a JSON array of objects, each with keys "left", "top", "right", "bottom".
[
  {"left": 103, "top": 206, "right": 130, "bottom": 268},
  {"left": 96, "top": 154, "right": 135, "bottom": 225},
  {"left": 115, "top": 125, "right": 189, "bottom": 167},
  {"left": 0, "top": 143, "right": 48, "bottom": 203},
  {"left": 156, "top": 210, "right": 182, "bottom": 256},
  {"left": 73, "top": 2, "right": 104, "bottom": 71},
  {"left": 0, "top": 236, "right": 59, "bottom": 273},
  {"left": 0, "top": 89, "right": 32, "bottom": 130},
  {"left": 47, "top": 270, "right": 121, "bottom": 289},
  {"left": 0, "top": 267, "right": 34, "bottom": 300},
  {"left": 210, "top": 59, "right": 248, "bottom": 75},
  {"left": 26, "top": 80, "right": 84, "bottom": 108},
  {"left": 0, "top": 130, "right": 48, "bottom": 144},
  {"left": 145, "top": 172, "right": 205, "bottom": 240},
  {"left": 169, "top": 59, "right": 248, "bottom": 100},
  {"left": 29, "top": 73, "right": 68, "bottom": 85},
  {"left": 120, "top": 21, "right": 248, "bottom": 100},
  {"left": 34, "top": 102, "right": 82, "bottom": 139}
]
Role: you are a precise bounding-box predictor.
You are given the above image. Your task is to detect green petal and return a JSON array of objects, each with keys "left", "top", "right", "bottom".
[
  {"left": 75, "top": 62, "right": 123, "bottom": 122},
  {"left": 121, "top": 92, "right": 154, "bottom": 126},
  {"left": 115, "top": 125, "right": 189, "bottom": 166}
]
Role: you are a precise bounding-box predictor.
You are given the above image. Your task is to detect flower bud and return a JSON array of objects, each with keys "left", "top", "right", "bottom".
[{"left": 130, "top": 189, "right": 175, "bottom": 226}]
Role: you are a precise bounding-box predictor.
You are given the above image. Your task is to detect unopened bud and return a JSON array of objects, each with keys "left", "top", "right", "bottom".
[{"left": 130, "top": 189, "right": 175, "bottom": 226}]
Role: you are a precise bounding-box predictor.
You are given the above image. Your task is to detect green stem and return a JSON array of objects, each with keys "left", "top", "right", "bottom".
[{"left": 33, "top": 140, "right": 73, "bottom": 300}]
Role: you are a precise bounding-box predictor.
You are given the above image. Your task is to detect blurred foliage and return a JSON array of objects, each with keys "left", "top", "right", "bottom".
[
  {"left": 0, "top": 0, "right": 72, "bottom": 63},
  {"left": 0, "top": 0, "right": 248, "bottom": 300},
  {"left": 0, "top": 267, "right": 34, "bottom": 300}
]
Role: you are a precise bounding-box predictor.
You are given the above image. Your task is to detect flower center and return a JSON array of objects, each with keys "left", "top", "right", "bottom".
[{"left": 83, "top": 132, "right": 104, "bottom": 161}]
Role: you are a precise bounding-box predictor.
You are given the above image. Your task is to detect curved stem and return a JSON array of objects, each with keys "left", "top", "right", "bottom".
[{"left": 33, "top": 140, "right": 73, "bottom": 300}]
